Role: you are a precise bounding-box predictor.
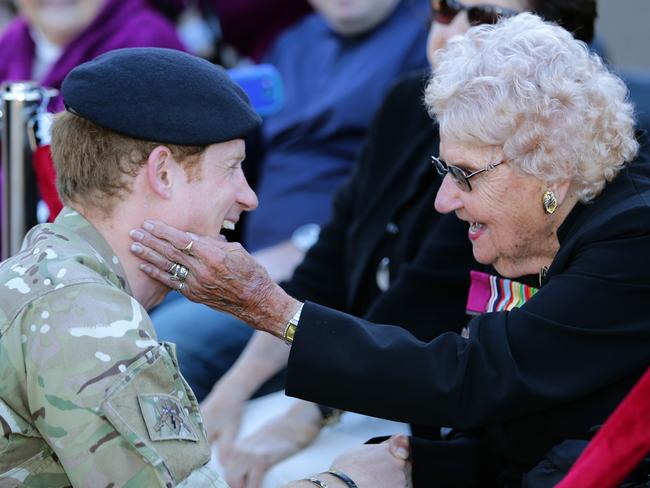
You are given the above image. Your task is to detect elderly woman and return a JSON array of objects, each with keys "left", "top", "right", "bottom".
[{"left": 130, "top": 13, "right": 650, "bottom": 486}]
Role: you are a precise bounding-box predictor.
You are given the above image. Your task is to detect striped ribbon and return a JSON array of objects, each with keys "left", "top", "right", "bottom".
[{"left": 466, "top": 270, "right": 538, "bottom": 315}]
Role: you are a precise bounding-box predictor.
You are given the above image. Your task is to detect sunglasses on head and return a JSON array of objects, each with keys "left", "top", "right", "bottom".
[{"left": 431, "top": 0, "right": 519, "bottom": 26}]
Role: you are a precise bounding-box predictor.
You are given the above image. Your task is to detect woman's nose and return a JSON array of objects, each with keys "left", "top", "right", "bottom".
[{"left": 434, "top": 174, "right": 463, "bottom": 214}]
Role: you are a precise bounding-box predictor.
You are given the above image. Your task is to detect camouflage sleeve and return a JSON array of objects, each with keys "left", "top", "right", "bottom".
[{"left": 20, "top": 283, "right": 226, "bottom": 487}]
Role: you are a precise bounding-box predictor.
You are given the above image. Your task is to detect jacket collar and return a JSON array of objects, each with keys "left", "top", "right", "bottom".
[{"left": 53, "top": 206, "right": 132, "bottom": 296}]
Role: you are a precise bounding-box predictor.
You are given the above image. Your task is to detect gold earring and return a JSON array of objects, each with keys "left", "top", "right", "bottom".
[{"left": 542, "top": 191, "right": 558, "bottom": 214}]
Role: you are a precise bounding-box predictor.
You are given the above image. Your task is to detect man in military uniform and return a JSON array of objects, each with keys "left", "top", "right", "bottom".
[{"left": 0, "top": 47, "right": 260, "bottom": 487}]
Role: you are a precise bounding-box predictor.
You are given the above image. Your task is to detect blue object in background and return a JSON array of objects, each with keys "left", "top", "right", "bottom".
[{"left": 228, "top": 64, "right": 284, "bottom": 117}]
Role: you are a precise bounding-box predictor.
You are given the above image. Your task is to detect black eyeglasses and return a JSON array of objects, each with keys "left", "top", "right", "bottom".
[
  {"left": 431, "top": 155, "right": 504, "bottom": 191},
  {"left": 431, "top": 0, "right": 519, "bottom": 26}
]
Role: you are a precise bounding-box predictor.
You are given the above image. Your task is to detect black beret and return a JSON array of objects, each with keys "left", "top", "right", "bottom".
[{"left": 62, "top": 47, "right": 262, "bottom": 145}]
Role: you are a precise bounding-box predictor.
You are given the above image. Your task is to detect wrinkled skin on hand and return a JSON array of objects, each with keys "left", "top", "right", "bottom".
[
  {"left": 129, "top": 220, "right": 301, "bottom": 337},
  {"left": 221, "top": 401, "right": 323, "bottom": 488},
  {"left": 326, "top": 435, "right": 412, "bottom": 488}
]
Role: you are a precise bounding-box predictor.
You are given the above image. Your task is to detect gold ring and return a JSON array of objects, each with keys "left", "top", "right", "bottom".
[{"left": 183, "top": 240, "right": 194, "bottom": 254}]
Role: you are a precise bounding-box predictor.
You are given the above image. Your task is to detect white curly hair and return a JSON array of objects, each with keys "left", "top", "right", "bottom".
[{"left": 425, "top": 12, "right": 639, "bottom": 202}]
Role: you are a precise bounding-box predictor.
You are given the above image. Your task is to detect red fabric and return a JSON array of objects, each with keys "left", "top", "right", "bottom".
[
  {"left": 32, "top": 146, "right": 62, "bottom": 221},
  {"left": 557, "top": 366, "right": 650, "bottom": 488}
]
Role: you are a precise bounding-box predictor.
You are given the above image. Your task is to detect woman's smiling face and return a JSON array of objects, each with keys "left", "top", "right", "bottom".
[{"left": 433, "top": 138, "right": 562, "bottom": 278}]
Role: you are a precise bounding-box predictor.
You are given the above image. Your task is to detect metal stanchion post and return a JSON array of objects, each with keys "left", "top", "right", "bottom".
[{"left": 1, "top": 82, "right": 56, "bottom": 260}]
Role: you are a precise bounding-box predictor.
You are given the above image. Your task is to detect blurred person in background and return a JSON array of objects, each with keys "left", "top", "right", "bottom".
[
  {"left": 0, "top": 0, "right": 186, "bottom": 221},
  {"left": 241, "top": 0, "right": 429, "bottom": 257}
]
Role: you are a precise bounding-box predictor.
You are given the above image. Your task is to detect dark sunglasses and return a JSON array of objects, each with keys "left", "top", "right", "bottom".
[
  {"left": 431, "top": 155, "right": 504, "bottom": 191},
  {"left": 431, "top": 0, "right": 519, "bottom": 26}
]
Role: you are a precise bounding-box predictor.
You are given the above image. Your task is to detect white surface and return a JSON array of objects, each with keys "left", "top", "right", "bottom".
[{"left": 208, "top": 390, "right": 409, "bottom": 487}]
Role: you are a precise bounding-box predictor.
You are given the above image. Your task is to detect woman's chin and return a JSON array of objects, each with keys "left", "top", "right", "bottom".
[
  {"left": 472, "top": 250, "right": 526, "bottom": 279},
  {"left": 471, "top": 247, "right": 496, "bottom": 267},
  {"left": 491, "top": 259, "right": 532, "bottom": 280}
]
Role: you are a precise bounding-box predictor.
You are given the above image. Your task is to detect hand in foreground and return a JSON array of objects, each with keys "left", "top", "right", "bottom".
[
  {"left": 328, "top": 434, "right": 411, "bottom": 488},
  {"left": 283, "top": 434, "right": 411, "bottom": 488},
  {"left": 129, "top": 220, "right": 300, "bottom": 336},
  {"left": 221, "top": 400, "right": 323, "bottom": 488}
]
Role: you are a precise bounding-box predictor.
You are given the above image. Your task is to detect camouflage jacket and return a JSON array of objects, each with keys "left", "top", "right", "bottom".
[{"left": 0, "top": 208, "right": 227, "bottom": 487}]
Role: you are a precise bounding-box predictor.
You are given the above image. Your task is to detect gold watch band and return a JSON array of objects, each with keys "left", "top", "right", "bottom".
[{"left": 283, "top": 303, "right": 303, "bottom": 345}]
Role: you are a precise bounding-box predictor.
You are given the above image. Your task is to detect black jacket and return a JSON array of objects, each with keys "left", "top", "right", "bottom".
[{"left": 286, "top": 127, "right": 650, "bottom": 485}]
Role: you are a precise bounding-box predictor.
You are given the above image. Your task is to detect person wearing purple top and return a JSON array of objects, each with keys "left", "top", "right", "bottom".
[
  {"left": 0, "top": 0, "right": 186, "bottom": 111},
  {"left": 0, "top": 0, "right": 186, "bottom": 222}
]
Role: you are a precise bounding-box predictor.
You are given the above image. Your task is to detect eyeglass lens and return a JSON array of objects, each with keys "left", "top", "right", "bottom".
[
  {"left": 448, "top": 166, "right": 472, "bottom": 191},
  {"left": 432, "top": 156, "right": 472, "bottom": 191}
]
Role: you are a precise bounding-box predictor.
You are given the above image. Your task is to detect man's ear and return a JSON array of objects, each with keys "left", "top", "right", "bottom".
[{"left": 145, "top": 146, "right": 176, "bottom": 199}]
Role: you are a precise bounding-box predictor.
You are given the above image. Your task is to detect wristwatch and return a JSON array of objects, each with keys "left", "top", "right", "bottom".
[{"left": 283, "top": 303, "right": 303, "bottom": 345}]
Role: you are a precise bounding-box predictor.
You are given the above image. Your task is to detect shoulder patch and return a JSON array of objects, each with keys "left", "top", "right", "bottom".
[{"left": 137, "top": 394, "right": 198, "bottom": 442}]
